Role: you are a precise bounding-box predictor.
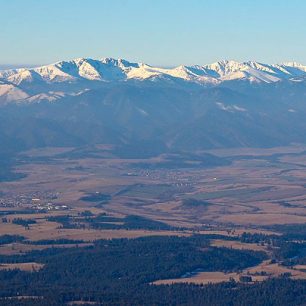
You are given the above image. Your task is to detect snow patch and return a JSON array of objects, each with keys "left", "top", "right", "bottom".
[{"left": 216, "top": 102, "right": 247, "bottom": 112}]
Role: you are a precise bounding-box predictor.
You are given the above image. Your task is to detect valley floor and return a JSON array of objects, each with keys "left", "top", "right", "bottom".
[{"left": 0, "top": 145, "right": 306, "bottom": 304}]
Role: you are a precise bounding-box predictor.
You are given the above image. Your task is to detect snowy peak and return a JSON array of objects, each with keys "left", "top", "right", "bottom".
[
  {"left": 0, "top": 58, "right": 141, "bottom": 85},
  {"left": 1, "top": 57, "right": 306, "bottom": 103},
  {"left": 0, "top": 81, "right": 29, "bottom": 103},
  {"left": 2, "top": 57, "right": 306, "bottom": 85},
  {"left": 203, "top": 60, "right": 244, "bottom": 76}
]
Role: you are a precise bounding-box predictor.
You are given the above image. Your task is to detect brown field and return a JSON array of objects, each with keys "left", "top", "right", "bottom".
[
  {"left": 196, "top": 228, "right": 281, "bottom": 237},
  {"left": 293, "top": 265, "right": 306, "bottom": 271},
  {"left": 0, "top": 242, "right": 94, "bottom": 255},
  {"left": 0, "top": 262, "right": 44, "bottom": 272},
  {"left": 154, "top": 260, "right": 306, "bottom": 285},
  {"left": 210, "top": 239, "right": 268, "bottom": 252},
  {"left": 23, "top": 228, "right": 189, "bottom": 241},
  {"left": 0, "top": 219, "right": 189, "bottom": 242},
  {"left": 154, "top": 271, "right": 239, "bottom": 285}
]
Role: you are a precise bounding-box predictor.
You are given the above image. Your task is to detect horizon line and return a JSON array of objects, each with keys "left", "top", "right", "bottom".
[{"left": 0, "top": 57, "right": 305, "bottom": 71}]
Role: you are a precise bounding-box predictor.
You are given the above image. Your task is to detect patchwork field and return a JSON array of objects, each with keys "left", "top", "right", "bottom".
[
  {"left": 1, "top": 145, "right": 306, "bottom": 285},
  {"left": 1, "top": 145, "right": 306, "bottom": 239}
]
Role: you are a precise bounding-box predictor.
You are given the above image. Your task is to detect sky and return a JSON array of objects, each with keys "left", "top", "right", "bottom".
[{"left": 1, "top": 0, "right": 306, "bottom": 67}]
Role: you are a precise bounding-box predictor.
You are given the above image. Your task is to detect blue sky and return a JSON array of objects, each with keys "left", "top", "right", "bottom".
[{"left": 1, "top": 0, "right": 306, "bottom": 66}]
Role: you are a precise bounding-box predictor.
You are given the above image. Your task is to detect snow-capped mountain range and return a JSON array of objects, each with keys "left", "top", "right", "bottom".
[
  {"left": 1, "top": 57, "right": 306, "bottom": 103},
  {"left": 2, "top": 57, "right": 306, "bottom": 162}
]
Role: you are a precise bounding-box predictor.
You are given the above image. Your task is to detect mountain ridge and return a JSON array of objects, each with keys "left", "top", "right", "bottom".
[
  {"left": 1, "top": 57, "right": 306, "bottom": 164},
  {"left": 1, "top": 57, "right": 306, "bottom": 104}
]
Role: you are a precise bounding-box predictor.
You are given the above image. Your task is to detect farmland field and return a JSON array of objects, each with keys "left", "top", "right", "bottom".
[{"left": 1, "top": 145, "right": 306, "bottom": 304}]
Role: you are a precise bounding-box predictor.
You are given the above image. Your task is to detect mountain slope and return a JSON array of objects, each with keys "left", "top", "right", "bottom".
[
  {"left": 1, "top": 82, "right": 306, "bottom": 157},
  {"left": 1, "top": 58, "right": 306, "bottom": 163}
]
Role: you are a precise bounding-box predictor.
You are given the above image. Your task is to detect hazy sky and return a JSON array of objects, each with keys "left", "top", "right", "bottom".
[{"left": 1, "top": 0, "right": 306, "bottom": 67}]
